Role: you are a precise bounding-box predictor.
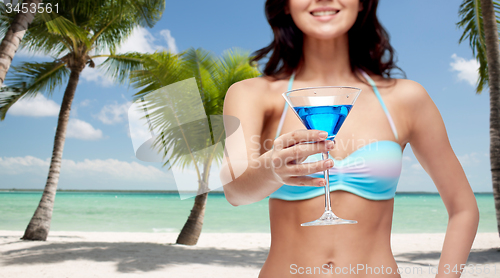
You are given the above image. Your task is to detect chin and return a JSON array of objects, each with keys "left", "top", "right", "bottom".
[{"left": 303, "top": 29, "right": 348, "bottom": 41}]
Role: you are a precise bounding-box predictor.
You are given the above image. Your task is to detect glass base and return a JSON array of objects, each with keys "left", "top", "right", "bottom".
[{"left": 301, "top": 210, "right": 358, "bottom": 226}]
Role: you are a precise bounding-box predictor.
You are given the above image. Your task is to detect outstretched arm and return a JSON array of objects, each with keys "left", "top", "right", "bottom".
[
  {"left": 220, "top": 79, "right": 333, "bottom": 206},
  {"left": 405, "top": 80, "right": 480, "bottom": 278}
]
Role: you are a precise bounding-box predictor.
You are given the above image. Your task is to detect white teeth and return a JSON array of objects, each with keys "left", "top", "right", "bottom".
[{"left": 311, "top": 10, "right": 339, "bottom": 16}]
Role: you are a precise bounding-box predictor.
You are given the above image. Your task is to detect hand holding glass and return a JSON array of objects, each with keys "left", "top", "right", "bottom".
[{"left": 282, "top": 86, "right": 361, "bottom": 226}]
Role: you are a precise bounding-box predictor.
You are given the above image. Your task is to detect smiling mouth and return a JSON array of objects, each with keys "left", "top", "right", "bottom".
[{"left": 311, "top": 10, "right": 339, "bottom": 16}]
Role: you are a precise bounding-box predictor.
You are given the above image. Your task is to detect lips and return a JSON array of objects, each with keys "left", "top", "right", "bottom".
[{"left": 311, "top": 10, "right": 339, "bottom": 17}]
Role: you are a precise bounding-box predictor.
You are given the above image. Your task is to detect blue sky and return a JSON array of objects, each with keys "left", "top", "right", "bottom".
[{"left": 0, "top": 0, "right": 493, "bottom": 193}]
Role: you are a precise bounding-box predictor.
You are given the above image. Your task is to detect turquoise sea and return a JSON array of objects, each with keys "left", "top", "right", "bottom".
[{"left": 0, "top": 191, "right": 496, "bottom": 233}]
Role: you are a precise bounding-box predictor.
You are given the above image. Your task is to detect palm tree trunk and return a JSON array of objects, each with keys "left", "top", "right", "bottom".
[
  {"left": 480, "top": 0, "right": 500, "bottom": 237},
  {"left": 176, "top": 157, "right": 212, "bottom": 245},
  {"left": 21, "top": 68, "right": 81, "bottom": 241},
  {"left": 0, "top": 0, "right": 41, "bottom": 87}
]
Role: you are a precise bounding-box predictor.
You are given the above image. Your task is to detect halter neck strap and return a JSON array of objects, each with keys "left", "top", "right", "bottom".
[{"left": 274, "top": 70, "right": 398, "bottom": 140}]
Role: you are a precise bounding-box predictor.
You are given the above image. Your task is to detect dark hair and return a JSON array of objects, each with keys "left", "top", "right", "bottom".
[{"left": 251, "top": 0, "right": 404, "bottom": 79}]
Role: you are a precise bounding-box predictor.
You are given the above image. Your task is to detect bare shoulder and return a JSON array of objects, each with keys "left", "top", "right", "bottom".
[
  {"left": 373, "top": 77, "right": 434, "bottom": 143},
  {"left": 369, "top": 74, "right": 428, "bottom": 101},
  {"left": 390, "top": 78, "right": 430, "bottom": 107},
  {"left": 226, "top": 77, "right": 266, "bottom": 103},
  {"left": 226, "top": 76, "right": 278, "bottom": 98},
  {"left": 224, "top": 75, "right": 286, "bottom": 114},
  {"left": 375, "top": 76, "right": 432, "bottom": 111},
  {"left": 395, "top": 79, "right": 429, "bottom": 97},
  {"left": 223, "top": 76, "right": 287, "bottom": 141},
  {"left": 390, "top": 78, "right": 440, "bottom": 141}
]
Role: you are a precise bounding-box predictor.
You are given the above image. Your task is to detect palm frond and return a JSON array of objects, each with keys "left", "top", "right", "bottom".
[
  {"left": 70, "top": 0, "right": 117, "bottom": 18},
  {"left": 91, "top": 20, "right": 135, "bottom": 55},
  {"left": 85, "top": 5, "right": 136, "bottom": 54},
  {"left": 19, "top": 0, "right": 165, "bottom": 58},
  {"left": 97, "top": 52, "right": 148, "bottom": 84},
  {"left": 70, "top": 0, "right": 162, "bottom": 54},
  {"left": 181, "top": 48, "right": 218, "bottom": 102},
  {"left": 69, "top": 0, "right": 164, "bottom": 28},
  {"left": 124, "top": 0, "right": 165, "bottom": 28},
  {"left": 215, "top": 48, "right": 261, "bottom": 91},
  {"left": 130, "top": 51, "right": 188, "bottom": 99},
  {"left": 128, "top": 49, "right": 259, "bottom": 170},
  {"left": 141, "top": 77, "right": 210, "bottom": 173},
  {"left": 207, "top": 49, "right": 260, "bottom": 164},
  {"left": 210, "top": 48, "right": 260, "bottom": 114},
  {"left": 20, "top": 11, "right": 73, "bottom": 56},
  {"left": 0, "top": 2, "right": 16, "bottom": 38},
  {"left": 41, "top": 11, "right": 91, "bottom": 50},
  {"left": 130, "top": 51, "right": 208, "bottom": 172},
  {"left": 0, "top": 1, "right": 69, "bottom": 57},
  {"left": 457, "top": 0, "right": 500, "bottom": 93},
  {"left": 0, "top": 61, "right": 69, "bottom": 120}
]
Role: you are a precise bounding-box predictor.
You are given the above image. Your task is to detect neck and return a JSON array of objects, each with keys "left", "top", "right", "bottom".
[{"left": 297, "top": 34, "right": 355, "bottom": 83}]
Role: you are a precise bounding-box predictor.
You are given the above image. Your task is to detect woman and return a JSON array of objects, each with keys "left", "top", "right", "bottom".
[{"left": 221, "top": 0, "right": 479, "bottom": 277}]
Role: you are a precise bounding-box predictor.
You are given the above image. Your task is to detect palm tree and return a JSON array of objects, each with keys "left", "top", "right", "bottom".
[
  {"left": 122, "top": 48, "right": 260, "bottom": 245},
  {"left": 457, "top": 0, "right": 500, "bottom": 237},
  {"left": 0, "top": 0, "right": 42, "bottom": 87},
  {"left": 0, "top": 0, "right": 165, "bottom": 241}
]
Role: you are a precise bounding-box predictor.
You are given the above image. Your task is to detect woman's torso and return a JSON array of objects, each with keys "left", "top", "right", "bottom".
[{"left": 255, "top": 72, "right": 409, "bottom": 277}]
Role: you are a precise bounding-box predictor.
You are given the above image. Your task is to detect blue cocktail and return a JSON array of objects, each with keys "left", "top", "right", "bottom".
[
  {"left": 283, "top": 87, "right": 361, "bottom": 226},
  {"left": 294, "top": 105, "right": 352, "bottom": 141}
]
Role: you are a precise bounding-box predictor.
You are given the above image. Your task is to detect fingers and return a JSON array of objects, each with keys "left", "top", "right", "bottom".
[
  {"left": 273, "top": 159, "right": 333, "bottom": 179},
  {"left": 279, "top": 140, "right": 335, "bottom": 164},
  {"left": 270, "top": 129, "right": 334, "bottom": 187},
  {"left": 274, "top": 129, "right": 329, "bottom": 150},
  {"left": 287, "top": 159, "right": 333, "bottom": 176},
  {"left": 284, "top": 176, "right": 327, "bottom": 187}
]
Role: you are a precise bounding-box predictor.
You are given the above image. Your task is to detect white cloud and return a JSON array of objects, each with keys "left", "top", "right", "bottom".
[
  {"left": 80, "top": 99, "right": 91, "bottom": 107},
  {"left": 118, "top": 27, "right": 158, "bottom": 53},
  {"left": 8, "top": 94, "right": 60, "bottom": 117},
  {"left": 160, "top": 29, "right": 178, "bottom": 54},
  {"left": 66, "top": 118, "right": 103, "bottom": 140},
  {"left": 62, "top": 158, "right": 168, "bottom": 181},
  {"left": 458, "top": 152, "right": 482, "bottom": 166},
  {"left": 410, "top": 163, "right": 424, "bottom": 171},
  {"left": 127, "top": 101, "right": 158, "bottom": 154},
  {"left": 71, "top": 99, "right": 95, "bottom": 118},
  {"left": 116, "top": 27, "right": 178, "bottom": 54},
  {"left": 0, "top": 156, "right": 169, "bottom": 182},
  {"left": 450, "top": 54, "right": 479, "bottom": 86},
  {"left": 80, "top": 28, "right": 177, "bottom": 86},
  {"left": 0, "top": 156, "right": 49, "bottom": 175},
  {"left": 96, "top": 101, "right": 131, "bottom": 125},
  {"left": 80, "top": 65, "right": 115, "bottom": 87}
]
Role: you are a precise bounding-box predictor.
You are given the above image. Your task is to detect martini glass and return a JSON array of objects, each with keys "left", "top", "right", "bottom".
[{"left": 282, "top": 86, "right": 361, "bottom": 226}]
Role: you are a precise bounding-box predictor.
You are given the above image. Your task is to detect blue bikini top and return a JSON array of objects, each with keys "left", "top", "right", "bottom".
[{"left": 269, "top": 70, "right": 403, "bottom": 201}]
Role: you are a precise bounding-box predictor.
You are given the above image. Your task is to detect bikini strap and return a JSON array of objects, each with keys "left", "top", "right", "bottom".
[
  {"left": 358, "top": 69, "right": 399, "bottom": 140},
  {"left": 274, "top": 72, "right": 295, "bottom": 139},
  {"left": 275, "top": 70, "right": 399, "bottom": 141}
]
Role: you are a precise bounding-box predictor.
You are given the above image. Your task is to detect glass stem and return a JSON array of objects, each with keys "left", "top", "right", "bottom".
[{"left": 323, "top": 152, "right": 332, "bottom": 212}]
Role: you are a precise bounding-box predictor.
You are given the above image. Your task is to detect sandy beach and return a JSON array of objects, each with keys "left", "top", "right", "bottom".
[{"left": 0, "top": 231, "right": 498, "bottom": 277}]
